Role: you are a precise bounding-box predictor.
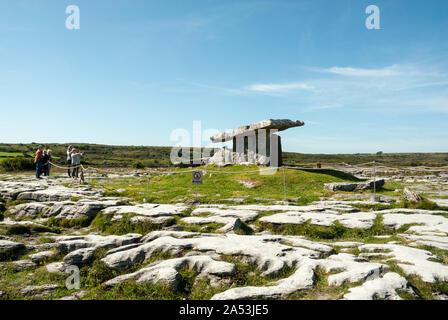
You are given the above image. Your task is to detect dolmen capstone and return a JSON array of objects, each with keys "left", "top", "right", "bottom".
[{"left": 207, "top": 119, "right": 304, "bottom": 166}]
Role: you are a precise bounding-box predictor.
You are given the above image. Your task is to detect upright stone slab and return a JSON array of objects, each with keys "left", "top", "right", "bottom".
[{"left": 208, "top": 119, "right": 303, "bottom": 166}]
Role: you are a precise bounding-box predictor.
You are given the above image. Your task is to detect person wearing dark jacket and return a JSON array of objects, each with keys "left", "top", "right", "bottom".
[
  {"left": 67, "top": 146, "right": 73, "bottom": 177},
  {"left": 44, "top": 150, "right": 52, "bottom": 176},
  {"left": 41, "top": 150, "right": 49, "bottom": 176}
]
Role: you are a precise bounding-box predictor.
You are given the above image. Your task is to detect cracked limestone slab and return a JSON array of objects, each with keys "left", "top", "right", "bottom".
[
  {"left": 316, "top": 253, "right": 387, "bottom": 286},
  {"left": 102, "top": 203, "right": 188, "bottom": 218},
  {"left": 29, "top": 250, "right": 58, "bottom": 264},
  {"left": 259, "top": 211, "right": 376, "bottom": 229},
  {"left": 0, "top": 218, "right": 49, "bottom": 229},
  {"left": 211, "top": 260, "right": 316, "bottom": 300},
  {"left": 358, "top": 243, "right": 448, "bottom": 283},
  {"left": 128, "top": 215, "right": 174, "bottom": 225},
  {"left": 226, "top": 202, "right": 359, "bottom": 214},
  {"left": 43, "top": 199, "right": 123, "bottom": 220},
  {"left": 0, "top": 240, "right": 26, "bottom": 260},
  {"left": 381, "top": 213, "right": 448, "bottom": 234},
  {"left": 17, "top": 185, "right": 103, "bottom": 202},
  {"left": 8, "top": 202, "right": 51, "bottom": 219},
  {"left": 53, "top": 233, "right": 142, "bottom": 253},
  {"left": 211, "top": 254, "right": 386, "bottom": 300},
  {"left": 428, "top": 198, "right": 448, "bottom": 207},
  {"left": 0, "top": 181, "right": 46, "bottom": 200},
  {"left": 191, "top": 207, "right": 259, "bottom": 222},
  {"left": 397, "top": 233, "right": 448, "bottom": 251},
  {"left": 105, "top": 255, "right": 237, "bottom": 290},
  {"left": 102, "top": 232, "right": 334, "bottom": 274},
  {"left": 181, "top": 216, "right": 237, "bottom": 226},
  {"left": 342, "top": 272, "right": 413, "bottom": 300}
]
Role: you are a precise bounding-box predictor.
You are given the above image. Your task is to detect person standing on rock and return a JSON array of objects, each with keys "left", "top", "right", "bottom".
[
  {"left": 41, "top": 150, "right": 49, "bottom": 176},
  {"left": 71, "top": 148, "right": 83, "bottom": 178},
  {"left": 66, "top": 146, "right": 73, "bottom": 177},
  {"left": 45, "top": 150, "right": 52, "bottom": 176},
  {"left": 34, "top": 145, "right": 44, "bottom": 179}
]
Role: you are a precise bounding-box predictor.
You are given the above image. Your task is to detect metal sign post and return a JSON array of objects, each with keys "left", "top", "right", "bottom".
[{"left": 192, "top": 170, "right": 203, "bottom": 198}]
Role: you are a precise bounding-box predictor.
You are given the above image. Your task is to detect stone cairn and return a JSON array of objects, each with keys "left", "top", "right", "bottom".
[{"left": 206, "top": 119, "right": 304, "bottom": 167}]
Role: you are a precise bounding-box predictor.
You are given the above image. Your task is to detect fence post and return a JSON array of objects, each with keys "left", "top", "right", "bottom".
[
  {"left": 373, "top": 161, "right": 376, "bottom": 201},
  {"left": 282, "top": 166, "right": 286, "bottom": 201},
  {"left": 145, "top": 175, "right": 149, "bottom": 202}
]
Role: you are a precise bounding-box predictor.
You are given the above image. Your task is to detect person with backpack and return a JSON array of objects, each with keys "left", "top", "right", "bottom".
[
  {"left": 71, "top": 148, "right": 83, "bottom": 178},
  {"left": 45, "top": 150, "right": 52, "bottom": 176},
  {"left": 41, "top": 150, "right": 49, "bottom": 176}
]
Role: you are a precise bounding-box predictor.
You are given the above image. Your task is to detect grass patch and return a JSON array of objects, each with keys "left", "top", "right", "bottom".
[
  {"left": 257, "top": 215, "right": 396, "bottom": 241},
  {"left": 398, "top": 199, "right": 446, "bottom": 211},
  {"left": 91, "top": 212, "right": 172, "bottom": 235},
  {"left": 0, "top": 223, "right": 60, "bottom": 236},
  {"left": 85, "top": 280, "right": 183, "bottom": 300},
  {"left": 0, "top": 266, "right": 76, "bottom": 300},
  {"left": 46, "top": 216, "right": 92, "bottom": 229},
  {"left": 90, "top": 165, "right": 359, "bottom": 205}
]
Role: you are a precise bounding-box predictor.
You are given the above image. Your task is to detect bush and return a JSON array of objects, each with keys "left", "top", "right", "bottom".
[
  {"left": 132, "top": 160, "right": 145, "bottom": 169},
  {"left": 0, "top": 157, "right": 35, "bottom": 172}
]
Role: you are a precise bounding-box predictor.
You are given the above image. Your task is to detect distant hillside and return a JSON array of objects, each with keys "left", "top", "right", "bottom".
[{"left": 0, "top": 143, "right": 447, "bottom": 168}]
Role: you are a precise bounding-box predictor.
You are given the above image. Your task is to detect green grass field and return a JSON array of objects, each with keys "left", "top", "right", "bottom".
[
  {"left": 1, "top": 142, "right": 447, "bottom": 169},
  {"left": 85, "top": 165, "right": 360, "bottom": 205}
]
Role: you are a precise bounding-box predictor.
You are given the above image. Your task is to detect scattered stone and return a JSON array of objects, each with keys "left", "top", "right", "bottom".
[
  {"left": 234, "top": 179, "right": 258, "bottom": 189},
  {"left": 216, "top": 218, "right": 246, "bottom": 233},
  {"left": 63, "top": 247, "right": 97, "bottom": 266},
  {"left": 60, "top": 290, "right": 88, "bottom": 300},
  {"left": 433, "top": 292, "right": 448, "bottom": 300},
  {"left": 13, "top": 259, "right": 36, "bottom": 271},
  {"left": 324, "top": 179, "right": 385, "bottom": 192},
  {"left": 46, "top": 262, "right": 67, "bottom": 274},
  {"left": 402, "top": 188, "right": 423, "bottom": 203},
  {"left": 20, "top": 284, "right": 59, "bottom": 297},
  {"left": 0, "top": 240, "right": 26, "bottom": 261},
  {"left": 28, "top": 250, "right": 58, "bottom": 264}
]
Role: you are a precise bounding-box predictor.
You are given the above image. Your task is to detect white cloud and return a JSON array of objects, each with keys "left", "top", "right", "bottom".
[
  {"left": 303, "top": 104, "right": 341, "bottom": 112},
  {"left": 321, "top": 65, "right": 403, "bottom": 77},
  {"left": 245, "top": 82, "right": 315, "bottom": 93}
]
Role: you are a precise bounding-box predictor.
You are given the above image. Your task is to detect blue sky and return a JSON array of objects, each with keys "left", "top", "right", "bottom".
[{"left": 0, "top": 0, "right": 447, "bottom": 153}]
